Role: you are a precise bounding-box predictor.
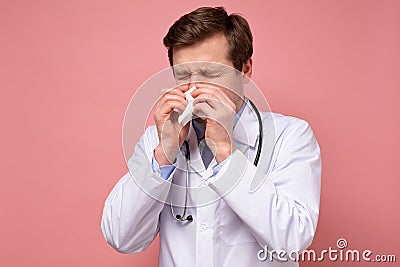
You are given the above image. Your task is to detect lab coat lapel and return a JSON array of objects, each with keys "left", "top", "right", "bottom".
[{"left": 232, "top": 101, "right": 259, "bottom": 152}]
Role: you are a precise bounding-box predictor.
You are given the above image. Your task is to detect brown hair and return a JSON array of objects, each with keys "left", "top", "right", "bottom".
[{"left": 163, "top": 6, "right": 253, "bottom": 71}]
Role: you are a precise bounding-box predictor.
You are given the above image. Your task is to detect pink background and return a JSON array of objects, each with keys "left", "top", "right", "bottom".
[{"left": 1, "top": 0, "right": 399, "bottom": 266}]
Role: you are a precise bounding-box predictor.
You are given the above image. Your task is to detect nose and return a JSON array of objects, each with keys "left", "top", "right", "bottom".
[
  {"left": 188, "top": 82, "right": 197, "bottom": 89},
  {"left": 189, "top": 73, "right": 204, "bottom": 86}
]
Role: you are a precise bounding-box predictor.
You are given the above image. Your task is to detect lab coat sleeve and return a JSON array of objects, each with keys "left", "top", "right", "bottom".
[
  {"left": 209, "top": 118, "right": 321, "bottom": 253},
  {"left": 101, "top": 126, "right": 173, "bottom": 253}
]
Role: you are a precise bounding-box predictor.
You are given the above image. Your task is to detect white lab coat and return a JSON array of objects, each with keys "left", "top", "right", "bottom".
[{"left": 101, "top": 103, "right": 321, "bottom": 267}]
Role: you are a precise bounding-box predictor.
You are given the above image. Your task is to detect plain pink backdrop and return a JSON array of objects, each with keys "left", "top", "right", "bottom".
[{"left": 1, "top": 0, "right": 399, "bottom": 266}]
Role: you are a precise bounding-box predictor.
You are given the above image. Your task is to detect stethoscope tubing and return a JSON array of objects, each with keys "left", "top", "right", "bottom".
[{"left": 171, "top": 98, "right": 263, "bottom": 222}]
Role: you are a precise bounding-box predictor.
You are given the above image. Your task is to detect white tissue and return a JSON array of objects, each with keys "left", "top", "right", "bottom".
[{"left": 178, "top": 86, "right": 196, "bottom": 125}]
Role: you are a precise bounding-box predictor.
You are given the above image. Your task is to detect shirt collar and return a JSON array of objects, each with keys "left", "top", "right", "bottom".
[{"left": 190, "top": 97, "right": 259, "bottom": 147}]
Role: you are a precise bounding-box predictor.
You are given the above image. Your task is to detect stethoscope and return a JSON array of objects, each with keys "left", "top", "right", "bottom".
[{"left": 170, "top": 99, "right": 263, "bottom": 222}]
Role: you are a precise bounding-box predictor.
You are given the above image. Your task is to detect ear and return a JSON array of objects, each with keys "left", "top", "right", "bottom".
[{"left": 242, "top": 58, "right": 253, "bottom": 84}]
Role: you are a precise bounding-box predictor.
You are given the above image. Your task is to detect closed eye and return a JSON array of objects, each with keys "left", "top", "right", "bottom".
[{"left": 174, "top": 71, "right": 191, "bottom": 80}]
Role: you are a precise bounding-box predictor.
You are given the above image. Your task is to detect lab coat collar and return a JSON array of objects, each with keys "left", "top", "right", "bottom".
[{"left": 232, "top": 100, "right": 259, "bottom": 148}]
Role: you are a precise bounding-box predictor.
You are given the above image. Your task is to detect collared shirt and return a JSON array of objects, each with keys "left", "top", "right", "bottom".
[{"left": 101, "top": 102, "right": 321, "bottom": 267}]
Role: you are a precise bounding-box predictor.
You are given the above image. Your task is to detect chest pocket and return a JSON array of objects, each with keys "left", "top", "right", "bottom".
[{"left": 219, "top": 199, "right": 257, "bottom": 245}]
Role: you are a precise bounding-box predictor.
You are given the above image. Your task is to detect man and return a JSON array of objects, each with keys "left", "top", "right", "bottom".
[{"left": 101, "top": 6, "right": 321, "bottom": 267}]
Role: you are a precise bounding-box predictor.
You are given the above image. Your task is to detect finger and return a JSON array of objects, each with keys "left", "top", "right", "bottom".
[
  {"left": 193, "top": 95, "right": 221, "bottom": 110},
  {"left": 157, "top": 100, "right": 186, "bottom": 115},
  {"left": 195, "top": 88, "right": 236, "bottom": 111},
  {"left": 191, "top": 87, "right": 222, "bottom": 99},
  {"left": 160, "top": 87, "right": 187, "bottom": 98},
  {"left": 174, "top": 83, "right": 190, "bottom": 93},
  {"left": 195, "top": 98, "right": 237, "bottom": 119},
  {"left": 191, "top": 88, "right": 233, "bottom": 110},
  {"left": 193, "top": 85, "right": 234, "bottom": 107},
  {"left": 159, "top": 92, "right": 185, "bottom": 104},
  {"left": 194, "top": 83, "right": 237, "bottom": 99},
  {"left": 193, "top": 93, "right": 235, "bottom": 113},
  {"left": 173, "top": 101, "right": 187, "bottom": 113},
  {"left": 192, "top": 90, "right": 225, "bottom": 106},
  {"left": 192, "top": 102, "right": 214, "bottom": 119},
  {"left": 191, "top": 84, "right": 229, "bottom": 97}
]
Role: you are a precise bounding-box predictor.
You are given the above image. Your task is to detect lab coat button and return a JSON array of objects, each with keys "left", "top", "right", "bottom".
[{"left": 199, "top": 223, "right": 208, "bottom": 232}]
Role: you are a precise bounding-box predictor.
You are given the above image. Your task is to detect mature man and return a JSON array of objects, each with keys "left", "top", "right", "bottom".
[{"left": 101, "top": 6, "right": 321, "bottom": 267}]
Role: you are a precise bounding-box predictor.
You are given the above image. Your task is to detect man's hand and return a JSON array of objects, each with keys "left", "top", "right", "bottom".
[
  {"left": 153, "top": 84, "right": 190, "bottom": 165},
  {"left": 191, "top": 84, "right": 237, "bottom": 163}
]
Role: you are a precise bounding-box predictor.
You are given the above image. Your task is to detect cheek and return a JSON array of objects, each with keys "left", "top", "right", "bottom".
[
  {"left": 223, "top": 83, "right": 243, "bottom": 99},
  {"left": 216, "top": 74, "right": 244, "bottom": 96},
  {"left": 222, "top": 88, "right": 242, "bottom": 104}
]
